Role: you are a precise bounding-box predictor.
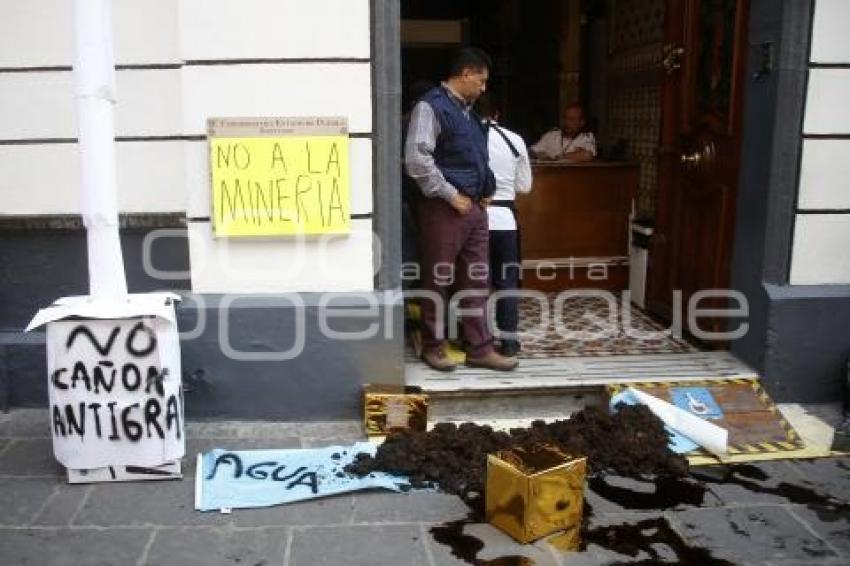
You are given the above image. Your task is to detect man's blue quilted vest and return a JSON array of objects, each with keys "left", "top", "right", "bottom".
[{"left": 421, "top": 86, "right": 493, "bottom": 200}]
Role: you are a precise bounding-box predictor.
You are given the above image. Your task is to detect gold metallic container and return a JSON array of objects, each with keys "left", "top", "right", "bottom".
[
  {"left": 363, "top": 384, "right": 428, "bottom": 437},
  {"left": 486, "top": 444, "right": 587, "bottom": 546}
]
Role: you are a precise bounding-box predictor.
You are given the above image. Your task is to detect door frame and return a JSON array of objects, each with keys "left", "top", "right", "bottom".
[
  {"left": 380, "top": 0, "right": 850, "bottom": 401},
  {"left": 646, "top": 0, "right": 750, "bottom": 331}
]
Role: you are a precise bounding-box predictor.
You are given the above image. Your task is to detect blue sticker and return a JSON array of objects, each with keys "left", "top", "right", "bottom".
[{"left": 670, "top": 387, "right": 723, "bottom": 420}]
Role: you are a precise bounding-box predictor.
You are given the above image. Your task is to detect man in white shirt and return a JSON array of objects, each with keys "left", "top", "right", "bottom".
[
  {"left": 530, "top": 103, "right": 596, "bottom": 162},
  {"left": 477, "top": 94, "right": 533, "bottom": 357}
]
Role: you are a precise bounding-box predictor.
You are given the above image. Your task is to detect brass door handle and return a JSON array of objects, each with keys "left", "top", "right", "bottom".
[
  {"left": 680, "top": 151, "right": 702, "bottom": 165},
  {"left": 680, "top": 142, "right": 716, "bottom": 171},
  {"left": 663, "top": 45, "right": 685, "bottom": 75}
]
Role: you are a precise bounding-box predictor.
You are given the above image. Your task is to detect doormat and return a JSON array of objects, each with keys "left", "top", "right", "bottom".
[
  {"left": 406, "top": 293, "right": 699, "bottom": 361},
  {"left": 606, "top": 378, "right": 817, "bottom": 465},
  {"left": 516, "top": 293, "right": 699, "bottom": 358}
]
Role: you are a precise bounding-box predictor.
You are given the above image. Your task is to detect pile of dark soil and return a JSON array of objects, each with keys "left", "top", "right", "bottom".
[
  {"left": 510, "top": 405, "right": 688, "bottom": 477},
  {"left": 346, "top": 405, "right": 688, "bottom": 503}
]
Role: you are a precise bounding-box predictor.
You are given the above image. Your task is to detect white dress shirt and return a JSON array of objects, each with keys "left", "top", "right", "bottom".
[
  {"left": 484, "top": 121, "right": 533, "bottom": 231},
  {"left": 530, "top": 129, "right": 596, "bottom": 160}
]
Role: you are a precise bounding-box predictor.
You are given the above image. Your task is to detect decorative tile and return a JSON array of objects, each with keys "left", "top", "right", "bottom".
[
  {"left": 511, "top": 292, "right": 698, "bottom": 358},
  {"left": 606, "top": 0, "right": 665, "bottom": 217}
]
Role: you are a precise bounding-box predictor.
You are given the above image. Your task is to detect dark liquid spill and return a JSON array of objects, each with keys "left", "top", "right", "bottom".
[
  {"left": 383, "top": 413, "right": 844, "bottom": 563},
  {"left": 724, "top": 463, "right": 769, "bottom": 481},
  {"left": 432, "top": 473, "right": 716, "bottom": 564},
  {"left": 429, "top": 514, "right": 535, "bottom": 566},
  {"left": 430, "top": 518, "right": 483, "bottom": 564},
  {"left": 580, "top": 517, "right": 736, "bottom": 565},
  {"left": 690, "top": 464, "right": 850, "bottom": 522},
  {"left": 588, "top": 474, "right": 708, "bottom": 509}
]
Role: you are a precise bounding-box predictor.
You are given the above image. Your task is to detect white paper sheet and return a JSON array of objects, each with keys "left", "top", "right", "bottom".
[{"left": 26, "top": 293, "right": 181, "bottom": 332}]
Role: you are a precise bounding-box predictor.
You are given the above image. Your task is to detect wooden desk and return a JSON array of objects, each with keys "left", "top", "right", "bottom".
[{"left": 516, "top": 161, "right": 639, "bottom": 290}]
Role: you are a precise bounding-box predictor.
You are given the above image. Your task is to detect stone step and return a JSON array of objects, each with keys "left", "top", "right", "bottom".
[
  {"left": 407, "top": 351, "right": 758, "bottom": 429},
  {"left": 425, "top": 387, "right": 605, "bottom": 430},
  {"left": 407, "top": 351, "right": 757, "bottom": 393}
]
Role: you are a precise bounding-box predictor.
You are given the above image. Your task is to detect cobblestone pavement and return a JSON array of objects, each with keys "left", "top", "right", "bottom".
[{"left": 1, "top": 409, "right": 848, "bottom": 566}]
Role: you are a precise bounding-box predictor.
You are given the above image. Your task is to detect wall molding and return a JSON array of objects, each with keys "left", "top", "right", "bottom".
[
  {"left": 0, "top": 133, "right": 373, "bottom": 145},
  {"left": 0, "top": 66, "right": 72, "bottom": 73},
  {"left": 808, "top": 63, "right": 850, "bottom": 69},
  {"left": 184, "top": 57, "right": 370, "bottom": 66},
  {"left": 0, "top": 138, "right": 76, "bottom": 145},
  {"left": 0, "top": 213, "right": 186, "bottom": 231},
  {"left": 0, "top": 59, "right": 371, "bottom": 74},
  {"left": 802, "top": 134, "right": 850, "bottom": 139}
]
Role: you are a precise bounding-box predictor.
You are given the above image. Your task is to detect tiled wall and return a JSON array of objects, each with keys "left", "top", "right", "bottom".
[
  {"left": 604, "top": 0, "right": 665, "bottom": 217},
  {"left": 789, "top": 0, "right": 850, "bottom": 285}
]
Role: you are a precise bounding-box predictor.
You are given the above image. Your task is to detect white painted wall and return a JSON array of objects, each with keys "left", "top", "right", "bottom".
[
  {"left": 0, "top": 142, "right": 187, "bottom": 214},
  {"left": 177, "top": 0, "right": 373, "bottom": 293},
  {"left": 178, "top": 0, "right": 370, "bottom": 60},
  {"left": 790, "top": 215, "right": 850, "bottom": 285},
  {"left": 0, "top": 0, "right": 180, "bottom": 67},
  {"left": 0, "top": 69, "right": 181, "bottom": 140},
  {"left": 180, "top": 64, "right": 372, "bottom": 135},
  {"left": 810, "top": 0, "right": 850, "bottom": 63},
  {"left": 803, "top": 69, "right": 850, "bottom": 135},
  {"left": 790, "top": 0, "right": 850, "bottom": 285},
  {"left": 798, "top": 140, "right": 850, "bottom": 210},
  {"left": 0, "top": 72, "right": 75, "bottom": 140},
  {"left": 187, "top": 219, "right": 376, "bottom": 293},
  {"left": 0, "top": 0, "right": 375, "bottom": 293}
]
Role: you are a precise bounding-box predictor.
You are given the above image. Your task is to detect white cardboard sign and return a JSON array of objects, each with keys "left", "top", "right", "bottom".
[{"left": 45, "top": 317, "right": 185, "bottom": 468}]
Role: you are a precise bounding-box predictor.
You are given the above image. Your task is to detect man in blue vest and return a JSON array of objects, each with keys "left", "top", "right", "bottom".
[{"left": 405, "top": 48, "right": 518, "bottom": 372}]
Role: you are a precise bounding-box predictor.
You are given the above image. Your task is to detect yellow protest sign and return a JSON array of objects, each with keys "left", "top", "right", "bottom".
[{"left": 208, "top": 117, "right": 350, "bottom": 237}]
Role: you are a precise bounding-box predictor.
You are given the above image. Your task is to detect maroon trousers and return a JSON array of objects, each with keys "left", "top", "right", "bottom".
[{"left": 416, "top": 197, "right": 494, "bottom": 358}]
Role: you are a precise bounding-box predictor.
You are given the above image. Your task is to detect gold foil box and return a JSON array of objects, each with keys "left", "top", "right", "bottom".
[
  {"left": 363, "top": 384, "right": 428, "bottom": 437},
  {"left": 486, "top": 444, "right": 587, "bottom": 546}
]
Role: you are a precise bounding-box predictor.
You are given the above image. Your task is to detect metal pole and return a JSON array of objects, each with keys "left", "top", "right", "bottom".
[{"left": 73, "top": 0, "right": 128, "bottom": 298}]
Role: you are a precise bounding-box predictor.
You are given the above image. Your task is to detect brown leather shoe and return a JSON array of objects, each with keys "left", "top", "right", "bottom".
[
  {"left": 422, "top": 349, "right": 457, "bottom": 372},
  {"left": 466, "top": 350, "right": 518, "bottom": 371}
]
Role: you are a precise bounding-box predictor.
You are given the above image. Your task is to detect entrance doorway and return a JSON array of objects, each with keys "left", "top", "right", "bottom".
[
  {"left": 647, "top": 0, "right": 749, "bottom": 341},
  {"left": 400, "top": 0, "right": 752, "bottom": 383}
]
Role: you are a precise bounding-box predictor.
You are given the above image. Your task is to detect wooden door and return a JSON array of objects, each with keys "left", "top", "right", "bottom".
[{"left": 646, "top": 0, "right": 749, "bottom": 338}]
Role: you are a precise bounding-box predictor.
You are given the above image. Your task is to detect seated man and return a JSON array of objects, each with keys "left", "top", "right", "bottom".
[{"left": 530, "top": 103, "right": 596, "bottom": 162}]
